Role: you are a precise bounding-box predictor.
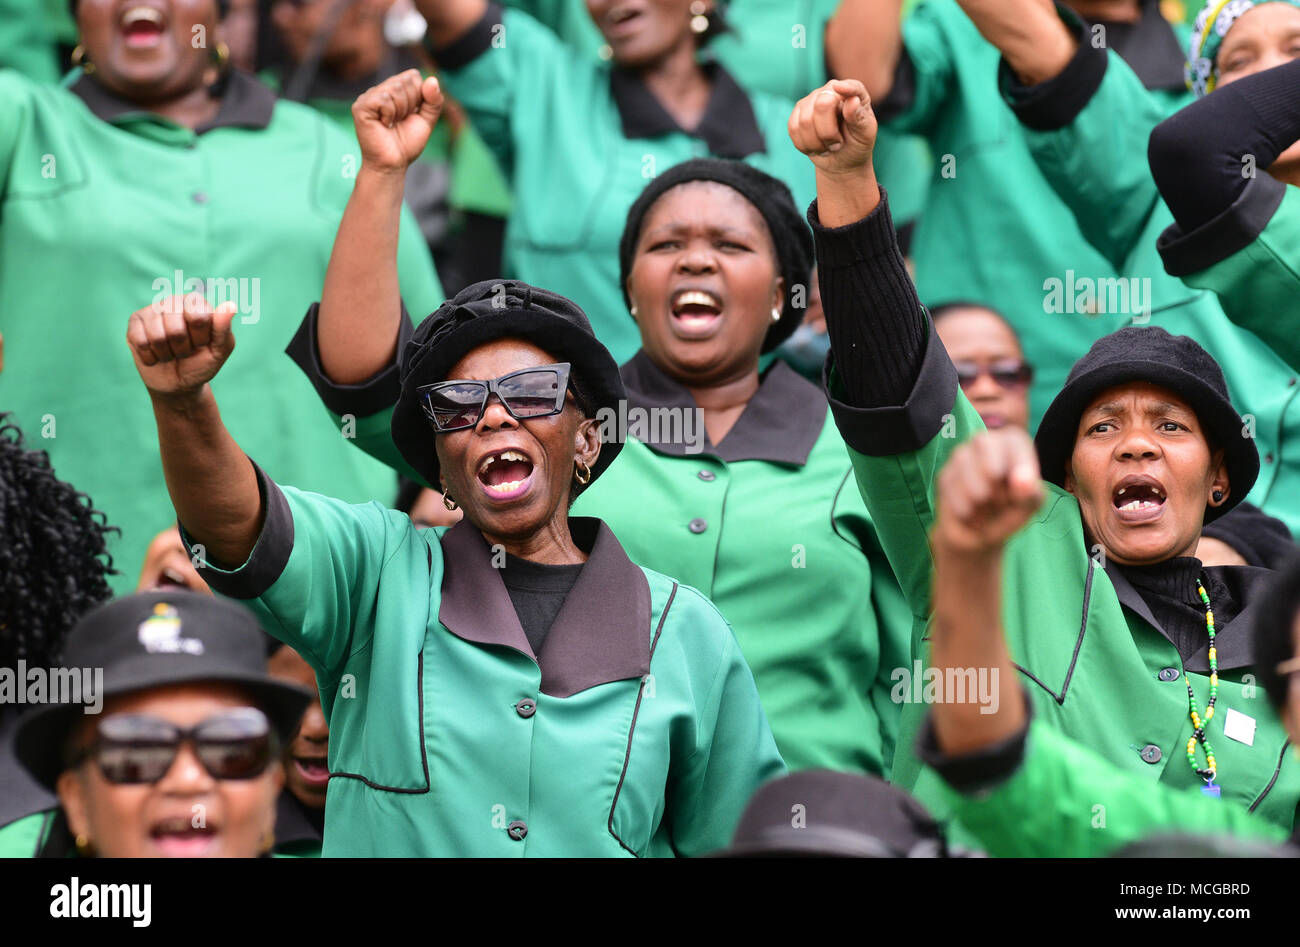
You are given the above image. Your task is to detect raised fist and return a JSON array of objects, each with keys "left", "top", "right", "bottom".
[
  {"left": 353, "top": 69, "right": 444, "bottom": 173},
  {"left": 932, "top": 428, "right": 1044, "bottom": 557},
  {"left": 127, "top": 293, "right": 236, "bottom": 398},
  {"left": 788, "top": 79, "right": 879, "bottom": 177}
]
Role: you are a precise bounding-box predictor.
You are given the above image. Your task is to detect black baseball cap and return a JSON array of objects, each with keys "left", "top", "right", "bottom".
[{"left": 15, "top": 591, "right": 312, "bottom": 789}]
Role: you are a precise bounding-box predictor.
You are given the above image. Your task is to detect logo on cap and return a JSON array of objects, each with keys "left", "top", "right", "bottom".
[{"left": 138, "top": 603, "right": 205, "bottom": 656}]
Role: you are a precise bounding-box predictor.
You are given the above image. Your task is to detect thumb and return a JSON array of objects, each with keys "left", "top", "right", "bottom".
[
  {"left": 210, "top": 301, "right": 238, "bottom": 356},
  {"left": 418, "top": 76, "right": 444, "bottom": 123}
]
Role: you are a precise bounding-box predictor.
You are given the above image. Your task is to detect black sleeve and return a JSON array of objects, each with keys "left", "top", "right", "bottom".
[
  {"left": 915, "top": 695, "right": 1033, "bottom": 795},
  {"left": 1149, "top": 58, "right": 1300, "bottom": 244},
  {"left": 422, "top": 1, "right": 503, "bottom": 69},
  {"left": 999, "top": 4, "right": 1108, "bottom": 132},
  {"left": 284, "top": 302, "right": 413, "bottom": 419}
]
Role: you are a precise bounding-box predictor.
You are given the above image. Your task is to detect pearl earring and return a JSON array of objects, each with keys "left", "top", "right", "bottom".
[
  {"left": 771, "top": 308, "right": 781, "bottom": 323},
  {"left": 630, "top": 304, "right": 639, "bottom": 317},
  {"left": 689, "top": 1, "right": 709, "bottom": 33}
]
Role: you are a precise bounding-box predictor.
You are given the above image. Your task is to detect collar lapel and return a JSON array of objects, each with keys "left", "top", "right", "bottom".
[
  {"left": 70, "top": 71, "right": 276, "bottom": 132},
  {"left": 609, "top": 60, "right": 764, "bottom": 158},
  {"left": 437, "top": 520, "right": 535, "bottom": 660}
]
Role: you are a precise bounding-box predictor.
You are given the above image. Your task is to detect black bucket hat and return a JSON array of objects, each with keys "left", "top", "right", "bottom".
[
  {"left": 1034, "top": 326, "right": 1258, "bottom": 523},
  {"left": 391, "top": 279, "right": 627, "bottom": 493},
  {"left": 618, "top": 158, "right": 814, "bottom": 354},
  {"left": 15, "top": 591, "right": 312, "bottom": 789},
  {"left": 711, "top": 770, "right": 951, "bottom": 858}
]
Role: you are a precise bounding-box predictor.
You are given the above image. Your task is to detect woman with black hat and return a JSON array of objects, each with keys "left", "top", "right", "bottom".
[
  {"left": 292, "top": 73, "right": 910, "bottom": 778},
  {"left": 0, "top": 0, "right": 443, "bottom": 596},
  {"left": 125, "top": 224, "right": 784, "bottom": 856},
  {"left": 789, "top": 78, "right": 1300, "bottom": 837},
  {"left": 4, "top": 591, "right": 311, "bottom": 858},
  {"left": 404, "top": 0, "right": 813, "bottom": 364}
]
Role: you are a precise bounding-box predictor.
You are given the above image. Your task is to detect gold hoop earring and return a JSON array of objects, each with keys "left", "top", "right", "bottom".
[
  {"left": 71, "top": 45, "right": 95, "bottom": 74},
  {"left": 213, "top": 40, "right": 230, "bottom": 70},
  {"left": 74, "top": 834, "right": 93, "bottom": 856},
  {"left": 443, "top": 491, "right": 458, "bottom": 511},
  {"left": 574, "top": 459, "right": 592, "bottom": 486},
  {"left": 690, "top": 1, "right": 710, "bottom": 33}
]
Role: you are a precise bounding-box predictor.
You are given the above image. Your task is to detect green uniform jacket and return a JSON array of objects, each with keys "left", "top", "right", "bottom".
[
  {"left": 0, "top": 0, "right": 60, "bottom": 83},
  {"left": 0, "top": 70, "right": 443, "bottom": 590},
  {"left": 999, "top": 12, "right": 1300, "bottom": 536},
  {"left": 293, "top": 318, "right": 911, "bottom": 776},
  {"left": 932, "top": 719, "right": 1289, "bottom": 857},
  {"left": 826, "top": 321, "right": 1300, "bottom": 835},
  {"left": 433, "top": 5, "right": 815, "bottom": 364},
  {"left": 881, "top": 0, "right": 1192, "bottom": 428},
  {"left": 194, "top": 467, "right": 785, "bottom": 857}
]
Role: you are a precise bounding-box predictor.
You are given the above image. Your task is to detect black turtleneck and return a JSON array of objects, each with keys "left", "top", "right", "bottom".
[{"left": 1115, "top": 558, "right": 1250, "bottom": 668}]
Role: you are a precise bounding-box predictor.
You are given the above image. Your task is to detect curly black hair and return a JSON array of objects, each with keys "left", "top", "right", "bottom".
[{"left": 0, "top": 413, "right": 117, "bottom": 666}]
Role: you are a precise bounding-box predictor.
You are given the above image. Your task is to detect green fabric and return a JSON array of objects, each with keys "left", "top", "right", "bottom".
[
  {"left": 1181, "top": 185, "right": 1300, "bottom": 377},
  {"left": 0, "top": 0, "right": 60, "bottom": 83},
  {"left": 0, "top": 71, "right": 443, "bottom": 592},
  {"left": 331, "top": 401, "right": 911, "bottom": 776},
  {"left": 444, "top": 9, "right": 815, "bottom": 364},
  {"left": 940, "top": 720, "right": 1289, "bottom": 857},
  {"left": 1008, "top": 40, "right": 1300, "bottom": 537},
  {"left": 204, "top": 487, "right": 786, "bottom": 857},
  {"left": 0, "top": 811, "right": 52, "bottom": 858},
  {"left": 883, "top": 1, "right": 1195, "bottom": 430},
  {"left": 840, "top": 377, "right": 1300, "bottom": 838}
]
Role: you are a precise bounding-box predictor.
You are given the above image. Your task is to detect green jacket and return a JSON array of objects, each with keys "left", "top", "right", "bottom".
[
  {"left": 881, "top": 0, "right": 1193, "bottom": 429},
  {"left": 0, "top": 70, "right": 443, "bottom": 590},
  {"left": 435, "top": 7, "right": 815, "bottom": 364},
  {"left": 827, "top": 324, "right": 1300, "bottom": 836},
  {"left": 195, "top": 468, "right": 785, "bottom": 857},
  {"left": 1000, "top": 14, "right": 1300, "bottom": 536},
  {"left": 933, "top": 719, "right": 1289, "bottom": 858},
  {"left": 301, "top": 329, "right": 912, "bottom": 776}
]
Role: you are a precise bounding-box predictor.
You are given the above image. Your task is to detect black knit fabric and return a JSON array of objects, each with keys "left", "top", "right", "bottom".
[
  {"left": 1149, "top": 58, "right": 1300, "bottom": 234},
  {"left": 808, "top": 189, "right": 927, "bottom": 408},
  {"left": 500, "top": 554, "right": 583, "bottom": 657},
  {"left": 1118, "top": 558, "right": 1247, "bottom": 667}
]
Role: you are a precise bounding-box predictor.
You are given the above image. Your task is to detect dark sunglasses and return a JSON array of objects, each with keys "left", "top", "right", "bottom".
[
  {"left": 417, "top": 363, "right": 574, "bottom": 433},
  {"left": 67, "top": 708, "right": 277, "bottom": 785},
  {"left": 952, "top": 359, "right": 1033, "bottom": 392}
]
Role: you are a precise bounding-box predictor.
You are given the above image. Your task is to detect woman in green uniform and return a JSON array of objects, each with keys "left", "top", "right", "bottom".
[
  {"left": 292, "top": 72, "right": 910, "bottom": 777},
  {"left": 408, "top": 0, "right": 815, "bottom": 363},
  {"left": 790, "top": 79, "right": 1300, "bottom": 834},
  {"left": 0, "top": 0, "right": 443, "bottom": 592}
]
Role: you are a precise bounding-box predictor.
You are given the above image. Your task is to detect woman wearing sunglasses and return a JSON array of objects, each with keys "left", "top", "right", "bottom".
[
  {"left": 289, "top": 72, "right": 911, "bottom": 778},
  {"left": 127, "top": 272, "right": 784, "bottom": 853},
  {"left": 10, "top": 591, "right": 310, "bottom": 858}
]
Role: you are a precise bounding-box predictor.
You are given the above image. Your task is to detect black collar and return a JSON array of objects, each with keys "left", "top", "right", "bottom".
[
  {"left": 1109, "top": 559, "right": 1274, "bottom": 672},
  {"left": 609, "top": 59, "right": 765, "bottom": 158},
  {"left": 274, "top": 790, "right": 324, "bottom": 848},
  {"left": 1090, "top": 0, "right": 1187, "bottom": 92},
  {"left": 437, "top": 518, "right": 652, "bottom": 698},
  {"left": 276, "top": 46, "right": 417, "bottom": 104},
  {"left": 620, "top": 350, "right": 826, "bottom": 464},
  {"left": 70, "top": 69, "right": 276, "bottom": 132}
]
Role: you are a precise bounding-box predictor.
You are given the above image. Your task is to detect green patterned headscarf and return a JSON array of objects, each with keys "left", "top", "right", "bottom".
[{"left": 1186, "top": 0, "right": 1300, "bottom": 95}]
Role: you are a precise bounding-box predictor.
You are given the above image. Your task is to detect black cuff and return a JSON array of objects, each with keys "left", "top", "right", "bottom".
[
  {"left": 1001, "top": 4, "right": 1106, "bottom": 132},
  {"left": 807, "top": 189, "right": 905, "bottom": 265},
  {"left": 916, "top": 696, "right": 1033, "bottom": 795},
  {"left": 874, "top": 49, "right": 917, "bottom": 122},
  {"left": 423, "top": 1, "right": 502, "bottom": 70},
  {"left": 823, "top": 319, "right": 958, "bottom": 456},
  {"left": 1156, "top": 173, "right": 1287, "bottom": 277},
  {"left": 285, "top": 302, "right": 412, "bottom": 418},
  {"left": 179, "top": 461, "right": 295, "bottom": 601}
]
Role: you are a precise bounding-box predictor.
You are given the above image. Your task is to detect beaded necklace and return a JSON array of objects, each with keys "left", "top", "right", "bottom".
[{"left": 1185, "top": 579, "right": 1219, "bottom": 793}]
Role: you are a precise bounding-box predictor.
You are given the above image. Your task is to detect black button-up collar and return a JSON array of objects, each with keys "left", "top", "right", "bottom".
[
  {"left": 437, "top": 517, "right": 653, "bottom": 698},
  {"left": 1091, "top": 0, "right": 1187, "bottom": 92},
  {"left": 620, "top": 349, "right": 826, "bottom": 465},
  {"left": 609, "top": 58, "right": 766, "bottom": 158},
  {"left": 70, "top": 69, "right": 276, "bottom": 132}
]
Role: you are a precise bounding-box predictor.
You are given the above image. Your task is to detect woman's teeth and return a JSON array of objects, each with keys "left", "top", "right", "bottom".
[{"left": 478, "top": 449, "right": 529, "bottom": 476}]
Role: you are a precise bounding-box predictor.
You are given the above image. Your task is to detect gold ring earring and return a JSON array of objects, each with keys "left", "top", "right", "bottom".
[
  {"left": 574, "top": 459, "right": 592, "bottom": 485},
  {"left": 71, "top": 45, "right": 95, "bottom": 74},
  {"left": 443, "top": 490, "right": 458, "bottom": 511},
  {"left": 213, "top": 40, "right": 230, "bottom": 70}
]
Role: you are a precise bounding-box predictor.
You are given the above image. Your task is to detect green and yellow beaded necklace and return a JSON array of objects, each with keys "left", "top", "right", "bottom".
[{"left": 1186, "top": 579, "right": 1220, "bottom": 796}]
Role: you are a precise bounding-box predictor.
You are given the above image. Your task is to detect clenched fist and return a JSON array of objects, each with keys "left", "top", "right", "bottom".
[
  {"left": 788, "top": 79, "right": 879, "bottom": 177},
  {"left": 128, "top": 293, "right": 236, "bottom": 398},
  {"left": 932, "top": 428, "right": 1044, "bottom": 557},
  {"left": 353, "top": 69, "right": 444, "bottom": 173}
]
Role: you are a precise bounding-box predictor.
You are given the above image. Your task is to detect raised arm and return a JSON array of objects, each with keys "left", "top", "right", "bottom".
[
  {"left": 824, "top": 0, "right": 906, "bottom": 101},
  {"left": 413, "top": 0, "right": 489, "bottom": 49},
  {"left": 126, "top": 295, "right": 260, "bottom": 568},
  {"left": 953, "top": 0, "right": 1074, "bottom": 85}
]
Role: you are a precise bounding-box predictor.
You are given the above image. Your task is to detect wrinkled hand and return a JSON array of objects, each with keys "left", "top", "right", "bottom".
[
  {"left": 933, "top": 428, "right": 1044, "bottom": 557},
  {"left": 788, "top": 79, "right": 879, "bottom": 176},
  {"left": 128, "top": 293, "right": 236, "bottom": 398},
  {"left": 353, "top": 69, "right": 444, "bottom": 173}
]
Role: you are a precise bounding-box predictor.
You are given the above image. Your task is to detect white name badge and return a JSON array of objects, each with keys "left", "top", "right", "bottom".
[{"left": 1223, "top": 707, "right": 1257, "bottom": 747}]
